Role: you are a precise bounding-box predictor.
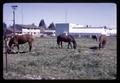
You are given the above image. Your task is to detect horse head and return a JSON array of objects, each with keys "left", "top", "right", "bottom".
[
  {"left": 99, "top": 35, "right": 107, "bottom": 49},
  {"left": 68, "top": 35, "right": 77, "bottom": 49},
  {"left": 6, "top": 45, "right": 12, "bottom": 53},
  {"left": 73, "top": 40, "right": 77, "bottom": 49},
  {"left": 7, "top": 36, "right": 18, "bottom": 53}
]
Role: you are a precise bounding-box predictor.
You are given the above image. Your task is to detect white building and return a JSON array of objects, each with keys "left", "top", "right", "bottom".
[
  {"left": 7, "top": 24, "right": 41, "bottom": 37},
  {"left": 22, "top": 28, "right": 40, "bottom": 37},
  {"left": 21, "top": 24, "right": 41, "bottom": 37},
  {"left": 43, "top": 30, "right": 56, "bottom": 37},
  {"left": 106, "top": 28, "right": 117, "bottom": 36},
  {"left": 55, "top": 23, "right": 116, "bottom": 37}
]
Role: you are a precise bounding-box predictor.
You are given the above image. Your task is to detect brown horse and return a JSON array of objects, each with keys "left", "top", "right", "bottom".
[
  {"left": 57, "top": 34, "right": 77, "bottom": 49},
  {"left": 99, "top": 35, "right": 107, "bottom": 49},
  {"left": 7, "top": 34, "right": 34, "bottom": 53}
]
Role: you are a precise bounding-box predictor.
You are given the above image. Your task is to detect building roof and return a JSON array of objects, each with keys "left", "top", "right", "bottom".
[
  {"left": 9, "top": 25, "right": 22, "bottom": 32},
  {"left": 15, "top": 24, "right": 40, "bottom": 29},
  {"left": 56, "top": 23, "right": 105, "bottom": 29},
  {"left": 8, "top": 24, "right": 40, "bottom": 33},
  {"left": 71, "top": 27, "right": 104, "bottom": 29}
]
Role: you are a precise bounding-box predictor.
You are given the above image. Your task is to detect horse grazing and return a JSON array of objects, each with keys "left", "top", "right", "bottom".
[
  {"left": 57, "top": 34, "right": 77, "bottom": 49},
  {"left": 99, "top": 35, "right": 107, "bottom": 49},
  {"left": 7, "top": 34, "right": 34, "bottom": 53},
  {"left": 91, "top": 35, "right": 97, "bottom": 41}
]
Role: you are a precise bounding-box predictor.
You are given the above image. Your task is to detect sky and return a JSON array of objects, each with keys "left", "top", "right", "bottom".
[{"left": 3, "top": 3, "right": 116, "bottom": 28}]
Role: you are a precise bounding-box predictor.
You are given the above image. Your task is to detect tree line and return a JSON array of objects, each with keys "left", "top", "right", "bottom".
[
  {"left": 39, "top": 19, "right": 55, "bottom": 30},
  {"left": 3, "top": 19, "right": 56, "bottom": 30}
]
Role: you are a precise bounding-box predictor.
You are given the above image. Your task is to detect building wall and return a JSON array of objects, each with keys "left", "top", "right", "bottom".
[
  {"left": 55, "top": 23, "right": 117, "bottom": 37},
  {"left": 55, "top": 23, "right": 69, "bottom": 36},
  {"left": 106, "top": 29, "right": 117, "bottom": 36},
  {"left": 69, "top": 28, "right": 105, "bottom": 34},
  {"left": 22, "top": 28, "right": 40, "bottom": 37}
]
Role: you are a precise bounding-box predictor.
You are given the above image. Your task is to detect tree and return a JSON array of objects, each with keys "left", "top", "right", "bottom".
[
  {"left": 48, "top": 22, "right": 55, "bottom": 30},
  {"left": 104, "top": 26, "right": 107, "bottom": 29},
  {"left": 3, "top": 23, "right": 7, "bottom": 39},
  {"left": 3, "top": 22, "right": 7, "bottom": 33},
  {"left": 39, "top": 19, "right": 47, "bottom": 29}
]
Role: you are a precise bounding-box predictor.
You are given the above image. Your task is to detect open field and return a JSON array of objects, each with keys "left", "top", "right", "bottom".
[{"left": 3, "top": 37, "right": 117, "bottom": 80}]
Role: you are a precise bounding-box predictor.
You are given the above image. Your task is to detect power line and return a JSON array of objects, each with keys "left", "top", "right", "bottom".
[
  {"left": 65, "top": 10, "right": 67, "bottom": 23},
  {"left": 21, "top": 4, "right": 23, "bottom": 25}
]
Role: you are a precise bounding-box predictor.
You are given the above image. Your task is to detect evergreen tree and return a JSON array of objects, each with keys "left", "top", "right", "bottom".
[
  {"left": 3, "top": 22, "right": 7, "bottom": 39},
  {"left": 3, "top": 22, "right": 7, "bottom": 28},
  {"left": 104, "top": 26, "right": 107, "bottom": 29},
  {"left": 39, "top": 19, "right": 47, "bottom": 29},
  {"left": 3, "top": 22, "right": 7, "bottom": 33},
  {"left": 48, "top": 22, "right": 55, "bottom": 30}
]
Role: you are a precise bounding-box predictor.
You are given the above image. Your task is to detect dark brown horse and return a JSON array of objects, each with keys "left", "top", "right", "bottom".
[
  {"left": 7, "top": 34, "right": 34, "bottom": 53},
  {"left": 99, "top": 35, "right": 107, "bottom": 49},
  {"left": 57, "top": 34, "right": 77, "bottom": 49},
  {"left": 91, "top": 35, "right": 97, "bottom": 41}
]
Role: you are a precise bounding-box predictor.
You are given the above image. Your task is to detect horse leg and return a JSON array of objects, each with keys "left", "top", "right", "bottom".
[
  {"left": 11, "top": 44, "right": 15, "bottom": 49},
  {"left": 70, "top": 42, "right": 73, "bottom": 48},
  {"left": 17, "top": 44, "right": 19, "bottom": 53},
  {"left": 68, "top": 42, "right": 72, "bottom": 49},
  {"left": 102, "top": 41, "right": 106, "bottom": 48},
  {"left": 61, "top": 41, "right": 63, "bottom": 48},
  {"left": 67, "top": 42, "right": 70, "bottom": 49},
  {"left": 28, "top": 42, "right": 32, "bottom": 52},
  {"left": 96, "top": 38, "right": 97, "bottom": 41},
  {"left": 58, "top": 43, "right": 60, "bottom": 48},
  {"left": 57, "top": 41, "right": 60, "bottom": 48},
  {"left": 10, "top": 44, "right": 16, "bottom": 52},
  {"left": 99, "top": 43, "right": 101, "bottom": 50}
]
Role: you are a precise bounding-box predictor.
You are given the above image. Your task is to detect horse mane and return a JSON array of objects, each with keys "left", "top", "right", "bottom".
[
  {"left": 68, "top": 35, "right": 77, "bottom": 46},
  {"left": 68, "top": 35, "right": 76, "bottom": 42}
]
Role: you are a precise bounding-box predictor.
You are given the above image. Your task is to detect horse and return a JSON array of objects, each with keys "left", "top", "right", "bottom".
[
  {"left": 57, "top": 34, "right": 77, "bottom": 49},
  {"left": 7, "top": 34, "right": 34, "bottom": 53},
  {"left": 99, "top": 34, "right": 107, "bottom": 49},
  {"left": 91, "top": 35, "right": 97, "bottom": 41}
]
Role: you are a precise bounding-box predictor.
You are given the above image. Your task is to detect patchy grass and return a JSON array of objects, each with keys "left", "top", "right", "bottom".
[{"left": 3, "top": 37, "right": 117, "bottom": 80}]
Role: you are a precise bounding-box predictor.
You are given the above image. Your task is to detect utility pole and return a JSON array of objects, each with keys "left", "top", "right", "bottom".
[
  {"left": 3, "top": 23, "right": 8, "bottom": 73},
  {"left": 65, "top": 10, "right": 67, "bottom": 23},
  {"left": 11, "top": 5, "right": 18, "bottom": 36},
  {"left": 21, "top": 4, "right": 23, "bottom": 25}
]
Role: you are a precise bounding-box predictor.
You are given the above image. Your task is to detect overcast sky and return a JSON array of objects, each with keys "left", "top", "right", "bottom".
[{"left": 3, "top": 3, "right": 116, "bottom": 28}]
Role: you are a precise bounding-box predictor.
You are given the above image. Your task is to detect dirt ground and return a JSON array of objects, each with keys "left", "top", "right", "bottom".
[{"left": 3, "top": 37, "right": 117, "bottom": 80}]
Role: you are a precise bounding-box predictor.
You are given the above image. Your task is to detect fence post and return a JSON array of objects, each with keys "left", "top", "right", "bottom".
[{"left": 4, "top": 36, "right": 8, "bottom": 73}]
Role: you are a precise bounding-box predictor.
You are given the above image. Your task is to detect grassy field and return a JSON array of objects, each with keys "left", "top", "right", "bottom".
[{"left": 3, "top": 37, "right": 117, "bottom": 80}]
